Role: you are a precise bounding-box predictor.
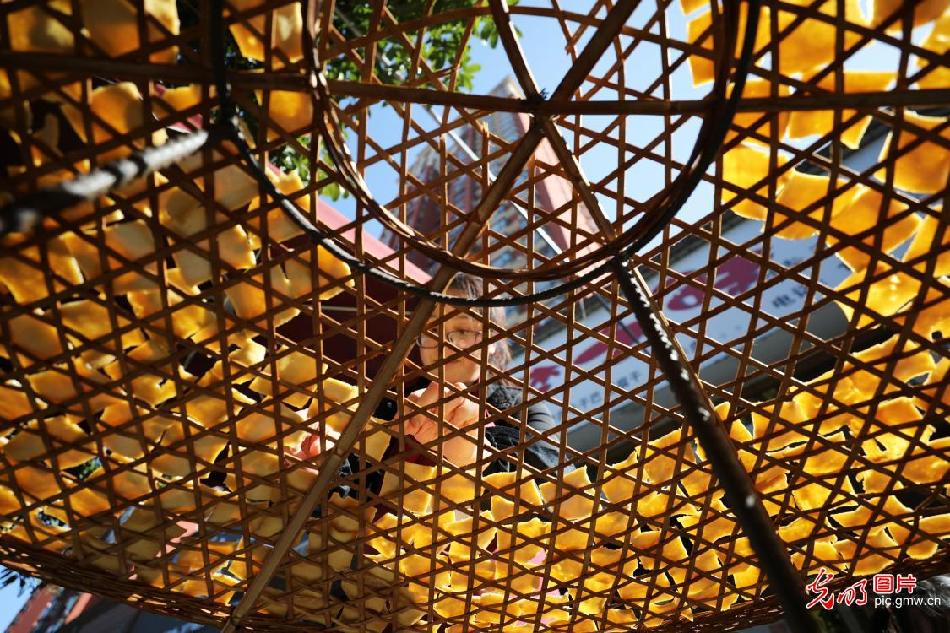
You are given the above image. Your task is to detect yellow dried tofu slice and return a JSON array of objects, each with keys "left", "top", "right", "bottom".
[
  {"left": 686, "top": 5, "right": 769, "bottom": 86},
  {"left": 0, "top": 237, "right": 84, "bottom": 304},
  {"left": 434, "top": 471, "right": 478, "bottom": 506},
  {"left": 248, "top": 514, "right": 286, "bottom": 539},
  {"left": 397, "top": 552, "right": 440, "bottom": 580},
  {"left": 159, "top": 150, "right": 259, "bottom": 226},
  {"left": 856, "top": 466, "right": 902, "bottom": 494},
  {"left": 773, "top": 431, "right": 849, "bottom": 476},
  {"left": 237, "top": 448, "right": 282, "bottom": 483},
  {"left": 248, "top": 170, "right": 307, "bottom": 244},
  {"left": 875, "top": 111, "right": 950, "bottom": 195},
  {"left": 380, "top": 463, "right": 435, "bottom": 515},
  {"left": 834, "top": 262, "right": 921, "bottom": 327},
  {"left": 152, "top": 84, "right": 206, "bottom": 113},
  {"left": 283, "top": 247, "right": 354, "bottom": 301},
  {"left": 471, "top": 591, "right": 524, "bottom": 626},
  {"left": 4, "top": 415, "right": 94, "bottom": 468},
  {"left": 829, "top": 186, "right": 920, "bottom": 271},
  {"left": 288, "top": 557, "right": 327, "bottom": 584},
  {"left": 256, "top": 89, "right": 312, "bottom": 140},
  {"left": 103, "top": 432, "right": 150, "bottom": 462},
  {"left": 899, "top": 283, "right": 950, "bottom": 341},
  {"left": 852, "top": 334, "right": 937, "bottom": 384},
  {"left": 870, "top": 0, "right": 947, "bottom": 29},
  {"left": 778, "top": 516, "right": 820, "bottom": 544},
  {"left": 165, "top": 240, "right": 253, "bottom": 292},
  {"left": 539, "top": 466, "right": 594, "bottom": 520},
  {"left": 641, "top": 427, "right": 690, "bottom": 484},
  {"left": 774, "top": 0, "right": 863, "bottom": 78},
  {"left": 7, "top": 313, "right": 63, "bottom": 366},
  {"left": 678, "top": 498, "right": 736, "bottom": 543},
  {"left": 551, "top": 520, "right": 595, "bottom": 552},
  {"left": 0, "top": 383, "right": 33, "bottom": 422},
  {"left": 62, "top": 83, "right": 160, "bottom": 163},
  {"left": 49, "top": 484, "right": 112, "bottom": 521},
  {"left": 728, "top": 561, "right": 762, "bottom": 590},
  {"left": 12, "top": 465, "right": 61, "bottom": 502},
  {"left": 918, "top": 513, "right": 950, "bottom": 538},
  {"left": 856, "top": 397, "right": 922, "bottom": 463},
  {"left": 152, "top": 434, "right": 229, "bottom": 479},
  {"left": 853, "top": 497, "right": 937, "bottom": 559},
  {"left": 172, "top": 304, "right": 221, "bottom": 344},
  {"left": 772, "top": 170, "right": 856, "bottom": 240},
  {"left": 112, "top": 467, "right": 154, "bottom": 500},
  {"left": 917, "top": 13, "right": 949, "bottom": 89},
  {"left": 0, "top": 253, "right": 53, "bottom": 305},
  {"left": 483, "top": 471, "right": 545, "bottom": 508},
  {"left": 248, "top": 350, "right": 324, "bottom": 406},
  {"left": 793, "top": 470, "right": 855, "bottom": 512},
  {"left": 183, "top": 392, "right": 247, "bottom": 429},
  {"left": 787, "top": 72, "right": 895, "bottom": 149},
  {"left": 368, "top": 513, "right": 401, "bottom": 558},
  {"left": 61, "top": 230, "right": 104, "bottom": 283},
  {"left": 59, "top": 299, "right": 143, "bottom": 350},
  {"left": 225, "top": 266, "right": 299, "bottom": 329},
  {"left": 903, "top": 212, "right": 950, "bottom": 276},
  {"left": 579, "top": 546, "right": 624, "bottom": 592},
  {"left": 234, "top": 405, "right": 297, "bottom": 443},
  {"left": 634, "top": 489, "right": 676, "bottom": 518},
  {"left": 617, "top": 569, "right": 670, "bottom": 601},
  {"left": 606, "top": 608, "right": 638, "bottom": 629},
  {"left": 835, "top": 529, "right": 897, "bottom": 576},
  {"left": 24, "top": 365, "right": 84, "bottom": 405},
  {"left": 101, "top": 220, "right": 160, "bottom": 292},
  {"left": 902, "top": 436, "right": 950, "bottom": 485},
  {"left": 791, "top": 537, "right": 845, "bottom": 574},
  {"left": 154, "top": 484, "right": 199, "bottom": 513},
  {"left": 551, "top": 551, "right": 586, "bottom": 583},
  {"left": 590, "top": 510, "right": 632, "bottom": 538},
  {"left": 173, "top": 539, "right": 239, "bottom": 573},
  {"left": 358, "top": 423, "right": 390, "bottom": 463},
  {"left": 205, "top": 499, "right": 242, "bottom": 525},
  {"left": 721, "top": 143, "right": 789, "bottom": 221},
  {"left": 446, "top": 514, "right": 497, "bottom": 561},
  {"left": 7, "top": 2, "right": 74, "bottom": 53},
  {"left": 319, "top": 377, "right": 359, "bottom": 407},
  {"left": 78, "top": 0, "right": 179, "bottom": 63},
  {"left": 106, "top": 347, "right": 176, "bottom": 401},
  {"left": 728, "top": 78, "right": 791, "bottom": 146},
  {"left": 602, "top": 457, "right": 644, "bottom": 505},
  {"left": 0, "top": 484, "right": 22, "bottom": 517},
  {"left": 750, "top": 393, "right": 818, "bottom": 452},
  {"left": 504, "top": 516, "right": 551, "bottom": 565},
  {"left": 228, "top": 1, "right": 303, "bottom": 63}
]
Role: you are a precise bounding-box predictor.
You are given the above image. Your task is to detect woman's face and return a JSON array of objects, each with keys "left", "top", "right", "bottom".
[{"left": 418, "top": 303, "right": 493, "bottom": 384}]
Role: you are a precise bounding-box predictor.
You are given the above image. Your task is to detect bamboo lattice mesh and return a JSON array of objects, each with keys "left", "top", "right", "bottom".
[{"left": 0, "top": 0, "right": 948, "bottom": 631}]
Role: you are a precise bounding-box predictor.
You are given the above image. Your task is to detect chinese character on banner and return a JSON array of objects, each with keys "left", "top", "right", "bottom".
[
  {"left": 873, "top": 574, "right": 895, "bottom": 594},
  {"left": 896, "top": 574, "right": 917, "bottom": 594},
  {"left": 806, "top": 568, "right": 836, "bottom": 610},
  {"left": 837, "top": 578, "right": 868, "bottom": 607}
]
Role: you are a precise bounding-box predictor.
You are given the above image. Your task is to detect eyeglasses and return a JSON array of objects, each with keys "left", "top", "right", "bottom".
[{"left": 417, "top": 329, "right": 483, "bottom": 349}]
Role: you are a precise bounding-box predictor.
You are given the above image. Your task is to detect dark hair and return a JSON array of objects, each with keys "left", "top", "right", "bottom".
[{"left": 445, "top": 272, "right": 511, "bottom": 372}]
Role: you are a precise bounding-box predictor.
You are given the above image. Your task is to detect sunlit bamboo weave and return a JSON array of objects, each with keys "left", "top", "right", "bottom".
[{"left": 0, "top": 1, "right": 947, "bottom": 632}]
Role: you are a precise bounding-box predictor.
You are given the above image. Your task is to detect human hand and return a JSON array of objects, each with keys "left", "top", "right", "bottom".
[{"left": 404, "top": 382, "right": 483, "bottom": 467}]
